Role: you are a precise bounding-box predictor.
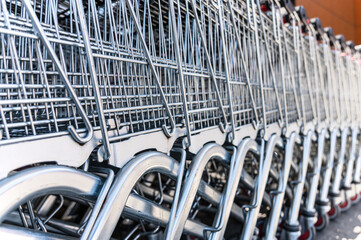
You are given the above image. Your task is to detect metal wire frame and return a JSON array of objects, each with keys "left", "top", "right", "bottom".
[
  {"left": 228, "top": 0, "right": 287, "bottom": 137},
  {"left": 0, "top": 1, "right": 359, "bottom": 158},
  {"left": 0, "top": 1, "right": 359, "bottom": 164},
  {"left": 3, "top": 2, "right": 183, "bottom": 145},
  {"left": 0, "top": 0, "right": 254, "bottom": 147},
  {"left": 307, "top": 24, "right": 329, "bottom": 126},
  {"left": 2, "top": 0, "right": 354, "bottom": 148},
  {"left": 351, "top": 59, "right": 361, "bottom": 125},
  {"left": 336, "top": 46, "right": 352, "bottom": 126},
  {"left": 287, "top": 14, "right": 315, "bottom": 128},
  {"left": 0, "top": 0, "right": 96, "bottom": 144},
  {"left": 2, "top": 1, "right": 361, "bottom": 240},
  {"left": 272, "top": 4, "right": 301, "bottom": 130},
  {"left": 345, "top": 49, "right": 360, "bottom": 125},
  {"left": 0, "top": 0, "right": 281, "bottom": 150},
  {"left": 322, "top": 34, "right": 341, "bottom": 126},
  {"left": 253, "top": 0, "right": 284, "bottom": 130}
]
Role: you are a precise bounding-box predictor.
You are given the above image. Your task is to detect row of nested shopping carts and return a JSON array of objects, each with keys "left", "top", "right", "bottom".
[{"left": 0, "top": 0, "right": 360, "bottom": 239}]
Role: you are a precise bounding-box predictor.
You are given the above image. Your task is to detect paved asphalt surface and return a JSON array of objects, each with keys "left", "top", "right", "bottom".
[{"left": 318, "top": 202, "right": 361, "bottom": 240}]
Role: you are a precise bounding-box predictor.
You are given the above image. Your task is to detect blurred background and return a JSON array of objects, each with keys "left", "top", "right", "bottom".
[{"left": 296, "top": 0, "right": 361, "bottom": 44}]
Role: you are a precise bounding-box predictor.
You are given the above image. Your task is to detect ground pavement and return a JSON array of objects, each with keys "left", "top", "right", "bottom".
[{"left": 318, "top": 202, "right": 361, "bottom": 240}]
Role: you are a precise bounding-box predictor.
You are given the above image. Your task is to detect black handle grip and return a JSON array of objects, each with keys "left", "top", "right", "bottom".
[
  {"left": 278, "top": 0, "right": 295, "bottom": 13},
  {"left": 336, "top": 34, "right": 347, "bottom": 50},
  {"left": 310, "top": 18, "right": 324, "bottom": 40},
  {"left": 295, "top": 6, "right": 309, "bottom": 26},
  {"left": 324, "top": 27, "right": 336, "bottom": 44}
]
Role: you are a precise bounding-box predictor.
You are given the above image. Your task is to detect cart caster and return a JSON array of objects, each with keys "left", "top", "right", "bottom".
[
  {"left": 314, "top": 214, "right": 329, "bottom": 231},
  {"left": 339, "top": 199, "right": 351, "bottom": 212},
  {"left": 298, "top": 226, "right": 316, "bottom": 240},
  {"left": 351, "top": 193, "right": 360, "bottom": 204},
  {"left": 327, "top": 204, "right": 340, "bottom": 220}
]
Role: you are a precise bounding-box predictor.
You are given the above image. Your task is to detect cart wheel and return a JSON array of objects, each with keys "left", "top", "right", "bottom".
[
  {"left": 351, "top": 193, "right": 360, "bottom": 204},
  {"left": 339, "top": 199, "right": 351, "bottom": 212},
  {"left": 314, "top": 214, "right": 329, "bottom": 231},
  {"left": 327, "top": 204, "right": 340, "bottom": 220},
  {"left": 298, "top": 226, "right": 316, "bottom": 240}
]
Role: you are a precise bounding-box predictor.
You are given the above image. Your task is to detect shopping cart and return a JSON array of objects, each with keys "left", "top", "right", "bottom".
[{"left": 0, "top": 0, "right": 360, "bottom": 239}]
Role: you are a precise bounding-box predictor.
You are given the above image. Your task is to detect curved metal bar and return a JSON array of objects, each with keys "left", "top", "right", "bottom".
[
  {"left": 0, "top": 224, "right": 77, "bottom": 240},
  {"left": 21, "top": 0, "right": 93, "bottom": 144},
  {"left": 249, "top": 0, "right": 267, "bottom": 131},
  {"left": 318, "top": 128, "right": 339, "bottom": 210},
  {"left": 209, "top": 138, "right": 259, "bottom": 240},
  {"left": 164, "top": 144, "right": 231, "bottom": 240},
  {"left": 353, "top": 145, "right": 361, "bottom": 184},
  {"left": 124, "top": 193, "right": 206, "bottom": 238},
  {"left": 330, "top": 127, "right": 349, "bottom": 196},
  {"left": 218, "top": 0, "right": 235, "bottom": 140},
  {"left": 80, "top": 168, "right": 114, "bottom": 240},
  {"left": 169, "top": 0, "right": 191, "bottom": 146},
  {"left": 72, "top": 0, "right": 111, "bottom": 159},
  {"left": 264, "top": 132, "right": 299, "bottom": 240},
  {"left": 304, "top": 129, "right": 327, "bottom": 228},
  {"left": 343, "top": 127, "right": 359, "bottom": 189},
  {"left": 167, "top": 149, "right": 187, "bottom": 235},
  {"left": 286, "top": 130, "right": 314, "bottom": 227},
  {"left": 241, "top": 134, "right": 284, "bottom": 240},
  {"left": 88, "top": 152, "right": 179, "bottom": 240},
  {"left": 305, "top": 129, "right": 327, "bottom": 209},
  {"left": 0, "top": 166, "right": 103, "bottom": 223}
]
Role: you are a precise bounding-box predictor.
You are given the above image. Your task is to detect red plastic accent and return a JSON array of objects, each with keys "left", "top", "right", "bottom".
[
  {"left": 314, "top": 216, "right": 323, "bottom": 227},
  {"left": 351, "top": 194, "right": 358, "bottom": 202},
  {"left": 261, "top": 5, "right": 268, "bottom": 12},
  {"left": 298, "top": 229, "right": 310, "bottom": 240},
  {"left": 339, "top": 200, "right": 349, "bottom": 209},
  {"left": 327, "top": 207, "right": 335, "bottom": 216}
]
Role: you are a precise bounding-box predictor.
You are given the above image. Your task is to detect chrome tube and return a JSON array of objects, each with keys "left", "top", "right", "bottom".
[
  {"left": 286, "top": 130, "right": 314, "bottom": 227},
  {"left": 318, "top": 128, "right": 338, "bottom": 211},
  {"left": 209, "top": 138, "right": 260, "bottom": 240},
  {"left": 331, "top": 128, "right": 349, "bottom": 196},
  {"left": 164, "top": 144, "right": 230, "bottom": 240},
  {"left": 241, "top": 134, "right": 283, "bottom": 240},
  {"left": 264, "top": 132, "right": 299, "bottom": 240}
]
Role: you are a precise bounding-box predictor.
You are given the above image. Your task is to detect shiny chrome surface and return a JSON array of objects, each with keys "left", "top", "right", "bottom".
[{"left": 0, "top": 0, "right": 361, "bottom": 239}]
